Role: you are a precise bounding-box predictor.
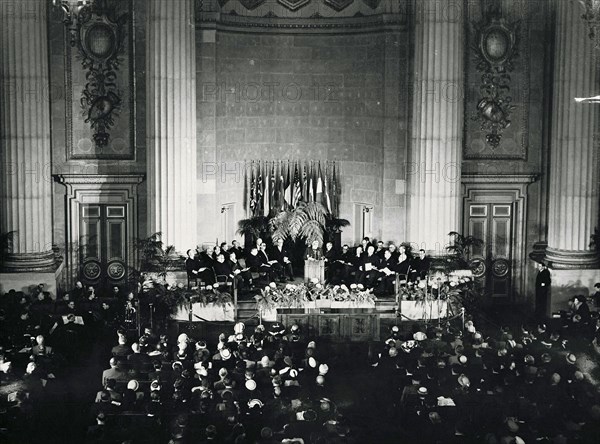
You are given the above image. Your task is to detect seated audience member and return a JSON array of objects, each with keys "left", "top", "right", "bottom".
[
  {"left": 185, "top": 249, "right": 200, "bottom": 282},
  {"left": 271, "top": 238, "right": 294, "bottom": 281},
  {"left": 410, "top": 248, "right": 431, "bottom": 282},
  {"left": 102, "top": 357, "right": 128, "bottom": 386},
  {"left": 72, "top": 280, "right": 86, "bottom": 301},
  {"left": 375, "top": 240, "right": 386, "bottom": 259},
  {"left": 323, "top": 241, "right": 340, "bottom": 283},
  {"left": 229, "top": 251, "right": 253, "bottom": 289},
  {"left": 337, "top": 244, "right": 355, "bottom": 284},
  {"left": 304, "top": 240, "right": 324, "bottom": 261},
  {"left": 259, "top": 243, "right": 284, "bottom": 278},
  {"left": 376, "top": 250, "right": 398, "bottom": 295},
  {"left": 111, "top": 332, "right": 131, "bottom": 358},
  {"left": 247, "top": 247, "right": 278, "bottom": 282},
  {"left": 349, "top": 245, "right": 364, "bottom": 284},
  {"left": 395, "top": 245, "right": 411, "bottom": 282},
  {"left": 387, "top": 243, "right": 399, "bottom": 261},
  {"left": 213, "top": 253, "right": 235, "bottom": 283},
  {"left": 570, "top": 295, "right": 591, "bottom": 325},
  {"left": 228, "top": 239, "right": 245, "bottom": 259},
  {"left": 195, "top": 246, "right": 217, "bottom": 285},
  {"left": 360, "top": 237, "right": 372, "bottom": 252},
  {"left": 357, "top": 245, "right": 381, "bottom": 288}
]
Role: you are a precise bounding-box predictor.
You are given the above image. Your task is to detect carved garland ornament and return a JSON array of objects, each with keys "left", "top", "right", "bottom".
[
  {"left": 471, "top": 16, "right": 519, "bottom": 149},
  {"left": 72, "top": 0, "right": 128, "bottom": 147}
]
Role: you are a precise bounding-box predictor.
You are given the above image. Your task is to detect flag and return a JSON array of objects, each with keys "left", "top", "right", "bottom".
[
  {"left": 292, "top": 162, "right": 301, "bottom": 208},
  {"left": 256, "top": 163, "right": 263, "bottom": 217},
  {"left": 323, "top": 162, "right": 331, "bottom": 213},
  {"left": 301, "top": 162, "right": 308, "bottom": 203},
  {"left": 279, "top": 161, "right": 286, "bottom": 211},
  {"left": 270, "top": 162, "right": 276, "bottom": 211},
  {"left": 249, "top": 162, "right": 257, "bottom": 216},
  {"left": 316, "top": 161, "right": 324, "bottom": 207},
  {"left": 263, "top": 162, "right": 270, "bottom": 217},
  {"left": 308, "top": 162, "right": 315, "bottom": 202},
  {"left": 331, "top": 162, "right": 338, "bottom": 216},
  {"left": 284, "top": 162, "right": 292, "bottom": 209}
]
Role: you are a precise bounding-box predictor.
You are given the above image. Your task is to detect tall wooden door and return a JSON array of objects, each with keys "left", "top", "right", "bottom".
[
  {"left": 467, "top": 203, "right": 513, "bottom": 302},
  {"left": 80, "top": 204, "right": 128, "bottom": 289}
]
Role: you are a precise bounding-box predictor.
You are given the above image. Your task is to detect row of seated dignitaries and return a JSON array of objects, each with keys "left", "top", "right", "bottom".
[{"left": 185, "top": 237, "right": 431, "bottom": 294}]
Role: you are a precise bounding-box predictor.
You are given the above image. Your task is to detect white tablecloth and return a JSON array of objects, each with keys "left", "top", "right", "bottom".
[
  {"left": 172, "top": 303, "right": 234, "bottom": 322},
  {"left": 400, "top": 300, "right": 447, "bottom": 320}
]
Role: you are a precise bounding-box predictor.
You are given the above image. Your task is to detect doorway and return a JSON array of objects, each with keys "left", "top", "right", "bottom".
[
  {"left": 467, "top": 203, "right": 513, "bottom": 300},
  {"left": 80, "top": 204, "right": 128, "bottom": 289},
  {"left": 462, "top": 175, "right": 536, "bottom": 304}
]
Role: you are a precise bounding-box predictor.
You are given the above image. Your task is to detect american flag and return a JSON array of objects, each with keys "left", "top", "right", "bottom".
[{"left": 292, "top": 162, "right": 301, "bottom": 208}]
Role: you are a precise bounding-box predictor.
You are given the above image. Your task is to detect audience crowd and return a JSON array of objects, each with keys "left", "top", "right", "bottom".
[{"left": 1, "top": 269, "right": 600, "bottom": 443}]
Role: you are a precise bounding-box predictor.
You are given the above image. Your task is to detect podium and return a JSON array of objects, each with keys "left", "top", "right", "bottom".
[{"left": 304, "top": 259, "right": 325, "bottom": 283}]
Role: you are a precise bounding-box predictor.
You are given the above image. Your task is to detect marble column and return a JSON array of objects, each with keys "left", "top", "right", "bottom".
[
  {"left": 545, "top": 0, "right": 599, "bottom": 269},
  {"left": 146, "top": 0, "right": 198, "bottom": 253},
  {"left": 408, "top": 0, "right": 464, "bottom": 255},
  {"left": 0, "top": 0, "right": 55, "bottom": 271}
]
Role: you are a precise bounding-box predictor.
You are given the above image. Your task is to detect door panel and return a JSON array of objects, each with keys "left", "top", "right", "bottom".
[
  {"left": 80, "top": 204, "right": 127, "bottom": 288},
  {"left": 467, "top": 203, "right": 513, "bottom": 302}
]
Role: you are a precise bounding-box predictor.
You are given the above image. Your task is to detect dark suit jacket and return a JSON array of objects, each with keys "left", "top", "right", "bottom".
[
  {"left": 536, "top": 269, "right": 551, "bottom": 289},
  {"left": 271, "top": 245, "right": 290, "bottom": 264}
]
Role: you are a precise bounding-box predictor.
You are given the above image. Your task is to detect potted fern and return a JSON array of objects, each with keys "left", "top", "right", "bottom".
[
  {"left": 446, "top": 231, "right": 484, "bottom": 271},
  {"left": 130, "top": 232, "right": 185, "bottom": 287}
]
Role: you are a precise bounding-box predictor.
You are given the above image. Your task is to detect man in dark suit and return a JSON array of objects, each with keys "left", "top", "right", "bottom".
[
  {"left": 410, "top": 249, "right": 430, "bottom": 282},
  {"left": 358, "top": 245, "right": 382, "bottom": 289},
  {"left": 535, "top": 262, "right": 551, "bottom": 318},
  {"left": 195, "top": 246, "right": 216, "bottom": 285},
  {"left": 247, "top": 247, "right": 278, "bottom": 282},
  {"left": 271, "top": 238, "right": 294, "bottom": 281},
  {"left": 377, "top": 249, "right": 398, "bottom": 295},
  {"left": 229, "top": 251, "right": 252, "bottom": 288},
  {"left": 213, "top": 253, "right": 234, "bottom": 283},
  {"left": 337, "top": 244, "right": 355, "bottom": 284},
  {"left": 259, "top": 243, "right": 283, "bottom": 279},
  {"left": 323, "top": 241, "right": 340, "bottom": 284},
  {"left": 228, "top": 240, "right": 245, "bottom": 260}
]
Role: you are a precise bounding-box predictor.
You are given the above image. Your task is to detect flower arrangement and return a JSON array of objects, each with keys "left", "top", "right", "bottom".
[
  {"left": 143, "top": 279, "right": 232, "bottom": 314},
  {"left": 255, "top": 279, "right": 376, "bottom": 311},
  {"left": 398, "top": 271, "right": 474, "bottom": 302}
]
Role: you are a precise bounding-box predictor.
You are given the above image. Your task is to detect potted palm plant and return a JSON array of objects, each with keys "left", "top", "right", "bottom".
[{"left": 445, "top": 231, "right": 484, "bottom": 271}]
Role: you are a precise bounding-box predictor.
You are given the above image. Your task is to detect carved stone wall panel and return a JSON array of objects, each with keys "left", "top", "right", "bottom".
[
  {"left": 66, "top": 0, "right": 135, "bottom": 160},
  {"left": 464, "top": 6, "right": 530, "bottom": 160},
  {"left": 205, "top": 0, "right": 399, "bottom": 19}
]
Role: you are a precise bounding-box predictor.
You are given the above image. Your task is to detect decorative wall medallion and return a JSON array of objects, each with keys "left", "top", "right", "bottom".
[
  {"left": 471, "top": 17, "right": 519, "bottom": 149},
  {"left": 468, "top": 257, "right": 486, "bottom": 278},
  {"left": 362, "top": 0, "right": 381, "bottom": 9},
  {"left": 107, "top": 260, "right": 126, "bottom": 280},
  {"left": 278, "top": 0, "right": 311, "bottom": 11},
  {"left": 83, "top": 261, "right": 102, "bottom": 280},
  {"left": 239, "top": 0, "right": 266, "bottom": 10},
  {"left": 324, "top": 0, "right": 354, "bottom": 12},
  {"left": 492, "top": 258, "right": 510, "bottom": 277},
  {"left": 73, "top": 0, "right": 129, "bottom": 147}
]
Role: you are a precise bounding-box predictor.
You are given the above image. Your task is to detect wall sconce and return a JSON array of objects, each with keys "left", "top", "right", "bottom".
[
  {"left": 52, "top": 0, "right": 92, "bottom": 46},
  {"left": 362, "top": 206, "right": 373, "bottom": 213}
]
